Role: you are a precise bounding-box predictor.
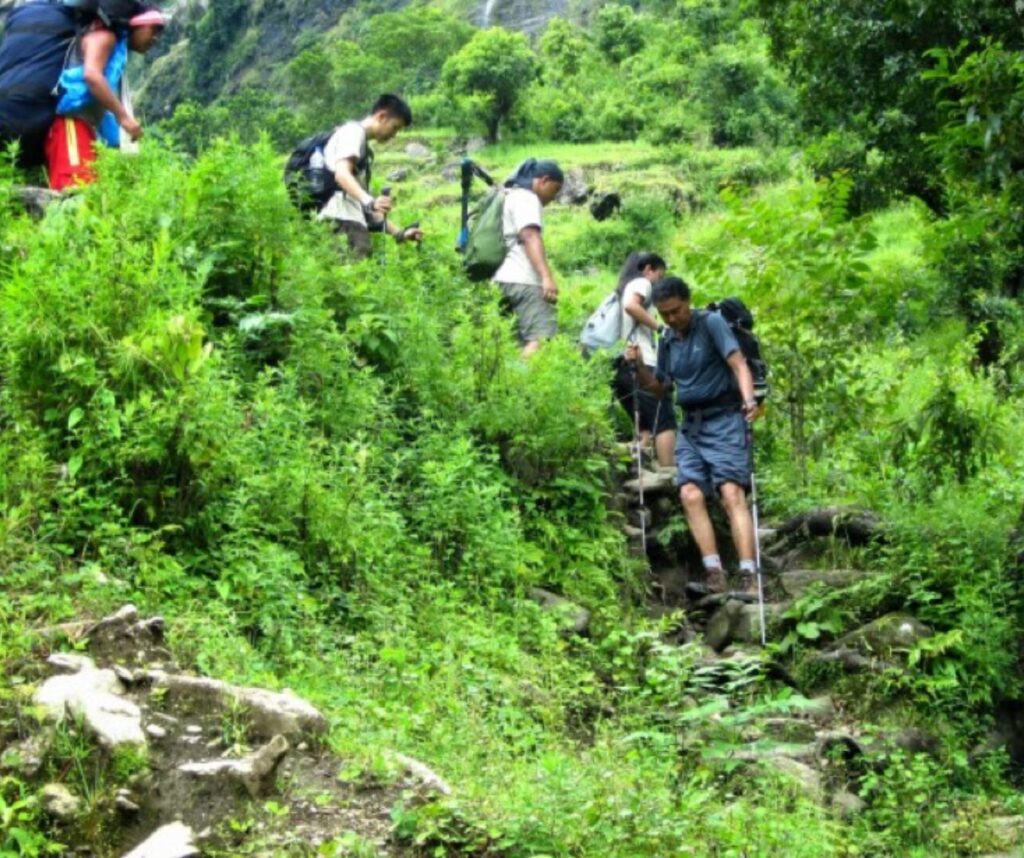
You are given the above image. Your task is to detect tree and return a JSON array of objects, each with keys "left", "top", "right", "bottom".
[
  {"left": 363, "top": 7, "right": 474, "bottom": 94},
  {"left": 594, "top": 4, "right": 641, "bottom": 64},
  {"left": 755, "top": 0, "right": 1022, "bottom": 211},
  {"left": 441, "top": 29, "right": 539, "bottom": 143}
]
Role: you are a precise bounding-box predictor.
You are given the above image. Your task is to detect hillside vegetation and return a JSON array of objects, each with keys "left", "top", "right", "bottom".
[{"left": 3, "top": 1, "right": 1024, "bottom": 855}]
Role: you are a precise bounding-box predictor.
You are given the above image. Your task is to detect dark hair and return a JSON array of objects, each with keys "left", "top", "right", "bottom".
[
  {"left": 652, "top": 276, "right": 691, "bottom": 304},
  {"left": 616, "top": 251, "right": 668, "bottom": 291},
  {"left": 371, "top": 94, "right": 413, "bottom": 126},
  {"left": 505, "top": 158, "right": 565, "bottom": 189}
]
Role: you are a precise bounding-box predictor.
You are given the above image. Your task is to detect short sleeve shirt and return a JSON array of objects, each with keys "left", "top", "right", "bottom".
[
  {"left": 655, "top": 311, "right": 740, "bottom": 408},
  {"left": 319, "top": 121, "right": 369, "bottom": 225},
  {"left": 620, "top": 276, "right": 656, "bottom": 366},
  {"left": 493, "top": 187, "right": 543, "bottom": 287}
]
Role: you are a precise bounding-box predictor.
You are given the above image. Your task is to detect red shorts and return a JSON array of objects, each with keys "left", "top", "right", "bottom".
[{"left": 45, "top": 116, "right": 97, "bottom": 191}]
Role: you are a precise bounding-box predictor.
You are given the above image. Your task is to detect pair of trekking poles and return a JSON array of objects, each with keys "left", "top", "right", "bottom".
[{"left": 627, "top": 344, "right": 767, "bottom": 646}]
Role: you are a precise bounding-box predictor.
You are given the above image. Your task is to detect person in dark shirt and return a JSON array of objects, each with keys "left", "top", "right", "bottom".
[{"left": 626, "top": 276, "right": 761, "bottom": 596}]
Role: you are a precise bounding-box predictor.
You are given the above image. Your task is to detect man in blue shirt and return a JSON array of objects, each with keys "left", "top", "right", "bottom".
[{"left": 627, "top": 276, "right": 760, "bottom": 596}]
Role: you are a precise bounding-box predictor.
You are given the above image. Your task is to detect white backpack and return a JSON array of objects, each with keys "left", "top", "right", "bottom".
[{"left": 579, "top": 291, "right": 624, "bottom": 349}]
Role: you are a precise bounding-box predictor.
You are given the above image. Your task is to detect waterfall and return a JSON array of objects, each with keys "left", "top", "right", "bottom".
[{"left": 482, "top": 0, "right": 498, "bottom": 27}]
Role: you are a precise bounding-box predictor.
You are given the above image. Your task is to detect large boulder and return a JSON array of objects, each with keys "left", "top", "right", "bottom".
[
  {"left": 556, "top": 168, "right": 589, "bottom": 205},
  {"left": 837, "top": 614, "right": 931, "bottom": 655},
  {"left": 34, "top": 655, "right": 145, "bottom": 749},
  {"left": 705, "top": 599, "right": 781, "bottom": 651},
  {"left": 147, "top": 672, "right": 328, "bottom": 741},
  {"left": 528, "top": 588, "right": 591, "bottom": 636}
]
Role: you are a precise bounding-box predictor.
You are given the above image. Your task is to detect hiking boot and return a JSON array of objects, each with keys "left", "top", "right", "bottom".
[
  {"left": 705, "top": 566, "right": 728, "bottom": 595},
  {"left": 732, "top": 570, "right": 761, "bottom": 604}
]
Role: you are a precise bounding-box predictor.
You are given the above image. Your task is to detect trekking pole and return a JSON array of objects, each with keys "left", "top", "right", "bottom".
[
  {"left": 628, "top": 335, "right": 648, "bottom": 559},
  {"left": 379, "top": 185, "right": 392, "bottom": 266},
  {"left": 748, "top": 426, "right": 767, "bottom": 646}
]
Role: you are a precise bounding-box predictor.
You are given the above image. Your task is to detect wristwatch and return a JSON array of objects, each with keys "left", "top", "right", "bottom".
[{"left": 361, "top": 197, "right": 376, "bottom": 217}]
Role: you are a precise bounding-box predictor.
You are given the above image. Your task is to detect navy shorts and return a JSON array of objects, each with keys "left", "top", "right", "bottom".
[{"left": 676, "top": 408, "right": 751, "bottom": 498}]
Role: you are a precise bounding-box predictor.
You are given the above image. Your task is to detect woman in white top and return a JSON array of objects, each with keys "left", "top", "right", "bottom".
[{"left": 613, "top": 251, "right": 677, "bottom": 467}]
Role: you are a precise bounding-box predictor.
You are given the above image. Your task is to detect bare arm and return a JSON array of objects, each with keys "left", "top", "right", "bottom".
[
  {"left": 624, "top": 291, "right": 659, "bottom": 332},
  {"left": 333, "top": 158, "right": 391, "bottom": 218},
  {"left": 520, "top": 226, "right": 557, "bottom": 303},
  {"left": 81, "top": 30, "right": 140, "bottom": 139},
  {"left": 625, "top": 344, "right": 669, "bottom": 398},
  {"left": 726, "top": 351, "right": 759, "bottom": 421}
]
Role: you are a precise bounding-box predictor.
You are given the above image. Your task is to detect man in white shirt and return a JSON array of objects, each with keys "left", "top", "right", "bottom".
[
  {"left": 492, "top": 159, "right": 564, "bottom": 358},
  {"left": 613, "top": 252, "right": 676, "bottom": 466},
  {"left": 319, "top": 94, "right": 423, "bottom": 259}
]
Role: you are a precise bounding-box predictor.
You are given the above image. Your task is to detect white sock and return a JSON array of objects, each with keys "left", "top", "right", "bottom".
[
  {"left": 702, "top": 554, "right": 722, "bottom": 570},
  {"left": 739, "top": 559, "right": 756, "bottom": 574}
]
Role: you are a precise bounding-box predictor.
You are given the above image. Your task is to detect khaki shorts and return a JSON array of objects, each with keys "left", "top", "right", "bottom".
[
  {"left": 497, "top": 281, "right": 557, "bottom": 345},
  {"left": 333, "top": 220, "right": 372, "bottom": 260}
]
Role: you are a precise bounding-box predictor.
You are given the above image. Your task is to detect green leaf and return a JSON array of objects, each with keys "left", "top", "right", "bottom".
[
  {"left": 67, "top": 407, "right": 84, "bottom": 430},
  {"left": 796, "top": 621, "right": 821, "bottom": 640},
  {"left": 67, "top": 454, "right": 83, "bottom": 478}
]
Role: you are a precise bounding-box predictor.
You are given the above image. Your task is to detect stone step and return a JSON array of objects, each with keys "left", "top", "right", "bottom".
[
  {"left": 623, "top": 467, "right": 676, "bottom": 495},
  {"left": 705, "top": 599, "right": 783, "bottom": 652}
]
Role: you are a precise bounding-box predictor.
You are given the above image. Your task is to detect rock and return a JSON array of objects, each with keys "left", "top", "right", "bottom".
[
  {"left": 838, "top": 613, "right": 932, "bottom": 655},
  {"left": 390, "top": 751, "right": 452, "bottom": 796},
  {"left": 812, "top": 646, "right": 899, "bottom": 674},
  {"left": 623, "top": 468, "right": 675, "bottom": 495},
  {"left": 705, "top": 599, "right": 745, "bottom": 651},
  {"left": 148, "top": 673, "right": 328, "bottom": 740},
  {"left": 590, "top": 191, "right": 622, "bottom": 221},
  {"left": 404, "top": 142, "right": 431, "bottom": 159},
  {"left": 708, "top": 742, "right": 818, "bottom": 763},
  {"left": 1, "top": 730, "right": 53, "bottom": 776},
  {"left": 759, "top": 718, "right": 818, "bottom": 744},
  {"left": 122, "top": 822, "right": 199, "bottom": 858},
  {"left": 776, "top": 507, "right": 882, "bottom": 545},
  {"left": 705, "top": 600, "right": 780, "bottom": 651},
  {"left": 987, "top": 816, "right": 1024, "bottom": 846},
  {"left": 764, "top": 757, "right": 822, "bottom": 799},
  {"left": 115, "top": 789, "right": 141, "bottom": 813},
  {"left": 14, "top": 186, "right": 61, "bottom": 218},
  {"left": 831, "top": 790, "right": 866, "bottom": 818},
  {"left": 178, "top": 734, "right": 289, "bottom": 799},
  {"left": 42, "top": 783, "right": 81, "bottom": 820},
  {"left": 35, "top": 662, "right": 145, "bottom": 748},
  {"left": 790, "top": 695, "right": 836, "bottom": 724},
  {"left": 84, "top": 604, "right": 139, "bottom": 637},
  {"left": 779, "top": 568, "right": 869, "bottom": 602},
  {"left": 464, "top": 136, "right": 487, "bottom": 154},
  {"left": 527, "top": 588, "right": 591, "bottom": 636},
  {"left": 556, "top": 168, "right": 589, "bottom": 205},
  {"left": 387, "top": 167, "right": 410, "bottom": 182},
  {"left": 622, "top": 524, "right": 645, "bottom": 539},
  {"left": 48, "top": 652, "right": 98, "bottom": 674},
  {"left": 441, "top": 163, "right": 460, "bottom": 182},
  {"left": 185, "top": 725, "right": 203, "bottom": 735}
]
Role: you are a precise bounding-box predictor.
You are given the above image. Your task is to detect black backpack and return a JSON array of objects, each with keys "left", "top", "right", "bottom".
[
  {"left": 61, "top": 0, "right": 142, "bottom": 28},
  {"left": 284, "top": 124, "right": 373, "bottom": 213},
  {"left": 704, "top": 297, "right": 770, "bottom": 403},
  {"left": 0, "top": 2, "right": 80, "bottom": 164}
]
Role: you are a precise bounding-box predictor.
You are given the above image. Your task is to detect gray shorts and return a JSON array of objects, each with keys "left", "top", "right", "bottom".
[
  {"left": 497, "top": 281, "right": 557, "bottom": 345},
  {"left": 676, "top": 408, "right": 751, "bottom": 498}
]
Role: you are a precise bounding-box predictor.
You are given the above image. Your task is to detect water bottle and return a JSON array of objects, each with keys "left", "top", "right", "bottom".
[{"left": 308, "top": 147, "right": 328, "bottom": 197}]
